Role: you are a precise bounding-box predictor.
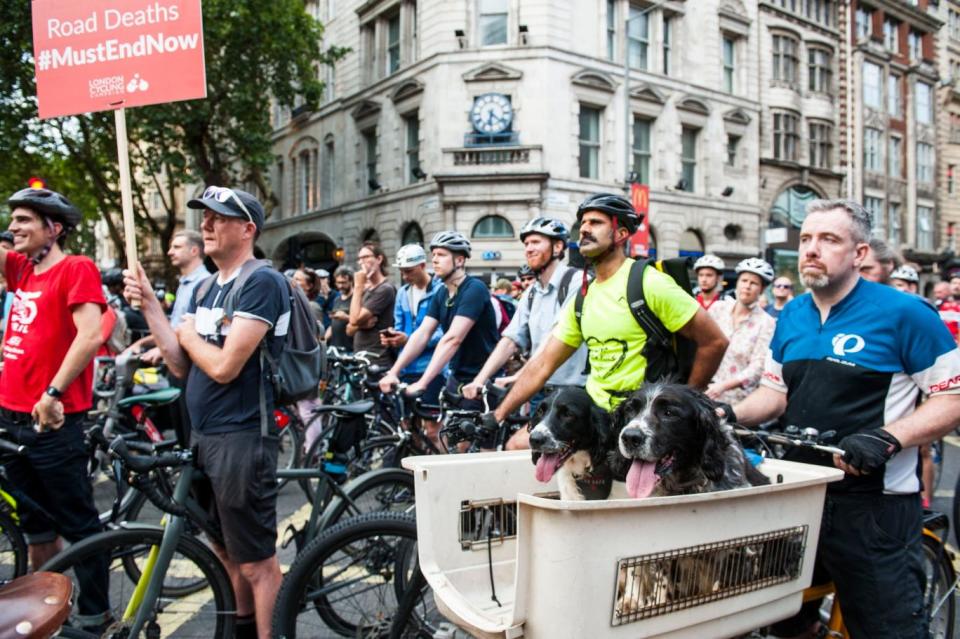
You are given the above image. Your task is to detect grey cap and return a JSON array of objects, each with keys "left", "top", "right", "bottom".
[{"left": 187, "top": 187, "right": 265, "bottom": 231}]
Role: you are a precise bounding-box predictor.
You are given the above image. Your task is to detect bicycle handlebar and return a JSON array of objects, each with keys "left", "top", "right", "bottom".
[
  {"left": 0, "top": 437, "right": 25, "bottom": 456},
  {"left": 734, "top": 427, "right": 846, "bottom": 458}
]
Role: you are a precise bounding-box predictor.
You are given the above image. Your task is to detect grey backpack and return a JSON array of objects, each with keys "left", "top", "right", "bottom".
[{"left": 195, "top": 259, "right": 323, "bottom": 436}]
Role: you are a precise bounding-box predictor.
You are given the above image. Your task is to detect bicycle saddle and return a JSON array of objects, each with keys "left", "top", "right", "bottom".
[
  {"left": 0, "top": 572, "right": 72, "bottom": 639},
  {"left": 311, "top": 400, "right": 374, "bottom": 415},
  {"left": 117, "top": 387, "right": 181, "bottom": 408}
]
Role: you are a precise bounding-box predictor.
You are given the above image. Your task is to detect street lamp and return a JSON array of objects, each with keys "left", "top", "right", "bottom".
[{"left": 622, "top": 0, "right": 672, "bottom": 185}]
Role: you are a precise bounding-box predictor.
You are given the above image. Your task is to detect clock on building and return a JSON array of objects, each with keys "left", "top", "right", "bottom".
[{"left": 470, "top": 93, "right": 513, "bottom": 135}]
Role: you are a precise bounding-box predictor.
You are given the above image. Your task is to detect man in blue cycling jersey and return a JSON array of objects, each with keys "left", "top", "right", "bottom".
[{"left": 729, "top": 199, "right": 960, "bottom": 639}]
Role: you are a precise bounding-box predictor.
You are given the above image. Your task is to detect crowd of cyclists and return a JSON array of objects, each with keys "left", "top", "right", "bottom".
[{"left": 1, "top": 181, "right": 960, "bottom": 639}]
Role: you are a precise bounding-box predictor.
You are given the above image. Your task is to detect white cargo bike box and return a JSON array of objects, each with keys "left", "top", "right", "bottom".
[{"left": 402, "top": 451, "right": 843, "bottom": 639}]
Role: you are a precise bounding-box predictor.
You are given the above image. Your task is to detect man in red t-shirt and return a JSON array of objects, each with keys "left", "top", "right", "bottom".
[{"left": 1, "top": 187, "right": 109, "bottom": 628}]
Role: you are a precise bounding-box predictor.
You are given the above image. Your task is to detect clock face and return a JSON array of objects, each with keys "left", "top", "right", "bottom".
[{"left": 470, "top": 93, "right": 513, "bottom": 134}]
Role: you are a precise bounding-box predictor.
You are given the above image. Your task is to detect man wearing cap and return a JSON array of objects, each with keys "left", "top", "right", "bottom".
[
  {"left": 0, "top": 187, "right": 109, "bottom": 629},
  {"left": 381, "top": 244, "right": 445, "bottom": 442},
  {"left": 124, "top": 186, "right": 288, "bottom": 639}
]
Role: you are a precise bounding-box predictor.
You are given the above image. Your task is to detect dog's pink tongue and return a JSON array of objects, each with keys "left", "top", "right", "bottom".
[
  {"left": 535, "top": 453, "right": 561, "bottom": 483},
  {"left": 626, "top": 460, "right": 658, "bottom": 498}
]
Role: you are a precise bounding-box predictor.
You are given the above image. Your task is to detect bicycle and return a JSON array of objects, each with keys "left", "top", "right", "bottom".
[{"left": 738, "top": 427, "right": 957, "bottom": 639}]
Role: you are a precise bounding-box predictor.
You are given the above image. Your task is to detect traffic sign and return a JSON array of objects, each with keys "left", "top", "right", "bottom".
[{"left": 31, "top": 0, "right": 207, "bottom": 119}]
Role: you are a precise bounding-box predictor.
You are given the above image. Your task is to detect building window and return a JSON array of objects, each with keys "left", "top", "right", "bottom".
[
  {"left": 807, "top": 47, "right": 832, "bottom": 94},
  {"left": 915, "top": 81, "right": 933, "bottom": 125},
  {"left": 632, "top": 118, "right": 651, "bottom": 184},
  {"left": 773, "top": 111, "right": 799, "bottom": 162},
  {"left": 865, "top": 197, "right": 884, "bottom": 237},
  {"left": 298, "top": 150, "right": 314, "bottom": 213},
  {"left": 579, "top": 106, "right": 602, "bottom": 179},
  {"left": 883, "top": 18, "right": 899, "bottom": 53},
  {"left": 722, "top": 36, "right": 736, "bottom": 93},
  {"left": 680, "top": 126, "right": 698, "bottom": 191},
  {"left": 772, "top": 35, "right": 799, "bottom": 87},
  {"left": 949, "top": 165, "right": 956, "bottom": 195},
  {"left": 663, "top": 16, "right": 672, "bottom": 75},
  {"left": 907, "top": 30, "right": 922, "bottom": 62},
  {"left": 472, "top": 215, "right": 514, "bottom": 238},
  {"left": 606, "top": 0, "right": 617, "bottom": 60},
  {"left": 401, "top": 222, "right": 424, "bottom": 246},
  {"left": 917, "top": 142, "right": 934, "bottom": 183},
  {"left": 951, "top": 9, "right": 960, "bottom": 41},
  {"left": 917, "top": 206, "right": 934, "bottom": 251},
  {"left": 361, "top": 23, "right": 375, "bottom": 83},
  {"left": 627, "top": 5, "right": 650, "bottom": 70},
  {"left": 887, "top": 202, "right": 901, "bottom": 246},
  {"left": 387, "top": 12, "right": 401, "bottom": 74},
  {"left": 321, "top": 139, "right": 334, "bottom": 209},
  {"left": 479, "top": 0, "right": 508, "bottom": 46},
  {"left": 887, "top": 73, "right": 901, "bottom": 117},
  {"left": 726, "top": 134, "right": 741, "bottom": 167},
  {"left": 804, "top": 0, "right": 835, "bottom": 27},
  {"left": 862, "top": 61, "right": 882, "bottom": 109},
  {"left": 863, "top": 128, "right": 883, "bottom": 172},
  {"left": 888, "top": 136, "right": 901, "bottom": 177},
  {"left": 363, "top": 128, "right": 378, "bottom": 192},
  {"left": 856, "top": 6, "right": 873, "bottom": 39},
  {"left": 809, "top": 122, "right": 832, "bottom": 169},
  {"left": 404, "top": 113, "right": 420, "bottom": 184}
]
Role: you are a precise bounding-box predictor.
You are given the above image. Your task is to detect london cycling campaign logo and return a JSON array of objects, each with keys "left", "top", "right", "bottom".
[{"left": 832, "top": 333, "right": 865, "bottom": 357}]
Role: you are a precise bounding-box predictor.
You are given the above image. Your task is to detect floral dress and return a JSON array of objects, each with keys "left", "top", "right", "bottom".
[{"left": 707, "top": 298, "right": 776, "bottom": 405}]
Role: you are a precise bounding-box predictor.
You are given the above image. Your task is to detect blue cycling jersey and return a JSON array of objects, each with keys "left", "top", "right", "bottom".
[{"left": 762, "top": 278, "right": 960, "bottom": 494}]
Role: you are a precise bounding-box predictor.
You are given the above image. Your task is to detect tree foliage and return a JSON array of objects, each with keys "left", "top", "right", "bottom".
[{"left": 0, "top": 0, "right": 344, "bottom": 268}]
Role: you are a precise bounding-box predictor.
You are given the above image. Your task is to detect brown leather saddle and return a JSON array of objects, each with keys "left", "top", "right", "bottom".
[{"left": 0, "top": 572, "right": 73, "bottom": 639}]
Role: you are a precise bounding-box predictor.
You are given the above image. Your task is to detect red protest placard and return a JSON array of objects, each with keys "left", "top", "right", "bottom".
[{"left": 32, "top": 0, "right": 206, "bottom": 119}]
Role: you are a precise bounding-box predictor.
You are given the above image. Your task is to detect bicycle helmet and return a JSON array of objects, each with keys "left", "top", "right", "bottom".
[
  {"left": 8, "top": 187, "right": 82, "bottom": 233},
  {"left": 575, "top": 193, "right": 641, "bottom": 234},
  {"left": 694, "top": 254, "right": 726, "bottom": 273},
  {"left": 0, "top": 231, "right": 13, "bottom": 245},
  {"left": 890, "top": 265, "right": 919, "bottom": 284},
  {"left": 429, "top": 231, "right": 472, "bottom": 258},
  {"left": 735, "top": 257, "right": 775, "bottom": 285},
  {"left": 395, "top": 243, "right": 427, "bottom": 268},
  {"left": 519, "top": 217, "right": 570, "bottom": 244},
  {"left": 518, "top": 264, "right": 535, "bottom": 279},
  {"left": 101, "top": 268, "right": 124, "bottom": 288}
]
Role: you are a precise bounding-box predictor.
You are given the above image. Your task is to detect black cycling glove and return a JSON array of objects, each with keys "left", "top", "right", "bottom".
[
  {"left": 714, "top": 402, "right": 737, "bottom": 424},
  {"left": 479, "top": 412, "right": 501, "bottom": 435},
  {"left": 838, "top": 429, "right": 902, "bottom": 474}
]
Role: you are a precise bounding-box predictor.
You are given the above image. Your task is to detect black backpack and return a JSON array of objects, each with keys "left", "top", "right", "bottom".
[
  {"left": 574, "top": 257, "right": 697, "bottom": 384},
  {"left": 195, "top": 259, "right": 323, "bottom": 436}
]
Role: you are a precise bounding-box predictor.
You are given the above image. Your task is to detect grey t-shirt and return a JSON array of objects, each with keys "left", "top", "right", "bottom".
[{"left": 353, "top": 280, "right": 397, "bottom": 366}]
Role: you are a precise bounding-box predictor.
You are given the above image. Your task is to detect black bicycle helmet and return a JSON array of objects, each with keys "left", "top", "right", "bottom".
[
  {"left": 576, "top": 193, "right": 641, "bottom": 234},
  {"left": 518, "top": 264, "right": 535, "bottom": 278},
  {"left": 101, "top": 268, "right": 124, "bottom": 288},
  {"left": 8, "top": 187, "right": 82, "bottom": 233},
  {"left": 519, "top": 217, "right": 570, "bottom": 244},
  {"left": 429, "top": 230, "right": 472, "bottom": 258},
  {"left": 0, "top": 231, "right": 13, "bottom": 245}
]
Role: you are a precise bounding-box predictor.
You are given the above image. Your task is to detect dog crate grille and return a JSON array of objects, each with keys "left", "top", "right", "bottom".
[
  {"left": 458, "top": 494, "right": 559, "bottom": 550},
  {"left": 612, "top": 525, "right": 808, "bottom": 626}
]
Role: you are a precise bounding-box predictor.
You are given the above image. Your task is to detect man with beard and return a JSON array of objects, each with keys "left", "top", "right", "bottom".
[
  {"left": 461, "top": 218, "right": 588, "bottom": 447},
  {"left": 693, "top": 254, "right": 726, "bottom": 310},
  {"left": 726, "top": 199, "right": 960, "bottom": 639},
  {"left": 858, "top": 237, "right": 900, "bottom": 284},
  {"left": 326, "top": 266, "right": 354, "bottom": 351},
  {"left": 483, "top": 194, "right": 727, "bottom": 426}
]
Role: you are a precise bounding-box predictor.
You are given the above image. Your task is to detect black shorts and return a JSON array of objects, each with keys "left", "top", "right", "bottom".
[
  {"left": 192, "top": 429, "right": 279, "bottom": 564},
  {"left": 769, "top": 492, "right": 926, "bottom": 639}
]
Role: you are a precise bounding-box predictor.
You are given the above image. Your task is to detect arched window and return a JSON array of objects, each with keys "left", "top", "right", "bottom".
[
  {"left": 362, "top": 228, "right": 380, "bottom": 243},
  {"left": 471, "top": 215, "right": 514, "bottom": 238},
  {"left": 401, "top": 222, "right": 424, "bottom": 247},
  {"left": 770, "top": 185, "right": 818, "bottom": 229},
  {"left": 679, "top": 228, "right": 704, "bottom": 257}
]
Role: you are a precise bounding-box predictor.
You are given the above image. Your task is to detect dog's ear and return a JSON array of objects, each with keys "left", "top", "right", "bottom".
[
  {"left": 696, "top": 394, "right": 728, "bottom": 482},
  {"left": 591, "top": 403, "right": 612, "bottom": 441}
]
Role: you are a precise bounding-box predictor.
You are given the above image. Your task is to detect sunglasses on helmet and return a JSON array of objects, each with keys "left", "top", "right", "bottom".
[{"left": 202, "top": 186, "right": 253, "bottom": 224}]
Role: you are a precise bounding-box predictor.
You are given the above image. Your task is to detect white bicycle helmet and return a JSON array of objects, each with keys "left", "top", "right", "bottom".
[
  {"left": 890, "top": 265, "right": 919, "bottom": 284},
  {"left": 519, "top": 217, "right": 569, "bottom": 243},
  {"left": 735, "top": 258, "right": 775, "bottom": 285},
  {"left": 395, "top": 244, "right": 427, "bottom": 268},
  {"left": 429, "top": 230, "right": 472, "bottom": 258},
  {"left": 694, "top": 254, "right": 725, "bottom": 273}
]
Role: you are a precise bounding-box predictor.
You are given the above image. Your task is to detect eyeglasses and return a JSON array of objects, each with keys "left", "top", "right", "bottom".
[
  {"left": 357, "top": 253, "right": 376, "bottom": 261},
  {"left": 773, "top": 283, "right": 793, "bottom": 289},
  {"left": 202, "top": 186, "right": 253, "bottom": 224}
]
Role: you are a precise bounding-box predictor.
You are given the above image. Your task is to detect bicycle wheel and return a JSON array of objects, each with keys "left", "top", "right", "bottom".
[
  {"left": 388, "top": 565, "right": 447, "bottom": 639},
  {"left": 272, "top": 512, "right": 418, "bottom": 638},
  {"left": 300, "top": 418, "right": 340, "bottom": 502},
  {"left": 922, "top": 535, "right": 956, "bottom": 639},
  {"left": 41, "top": 525, "right": 236, "bottom": 638},
  {"left": 0, "top": 507, "right": 28, "bottom": 580},
  {"left": 277, "top": 418, "right": 303, "bottom": 489},
  {"left": 349, "top": 436, "right": 407, "bottom": 477},
  {"left": 319, "top": 468, "right": 416, "bottom": 531}
]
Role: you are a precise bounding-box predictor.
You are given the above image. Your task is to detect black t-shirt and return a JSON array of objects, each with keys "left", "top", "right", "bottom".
[
  {"left": 185, "top": 268, "right": 290, "bottom": 434},
  {"left": 426, "top": 276, "right": 499, "bottom": 380}
]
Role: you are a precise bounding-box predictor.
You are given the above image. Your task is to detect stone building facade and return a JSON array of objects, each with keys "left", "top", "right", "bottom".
[
  {"left": 936, "top": 0, "right": 960, "bottom": 272},
  {"left": 262, "top": 0, "right": 765, "bottom": 276}
]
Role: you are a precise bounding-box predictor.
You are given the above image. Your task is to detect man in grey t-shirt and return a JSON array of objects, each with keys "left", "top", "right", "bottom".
[{"left": 348, "top": 242, "right": 396, "bottom": 366}]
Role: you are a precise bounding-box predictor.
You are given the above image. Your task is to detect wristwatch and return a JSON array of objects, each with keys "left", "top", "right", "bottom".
[{"left": 45, "top": 385, "right": 63, "bottom": 399}]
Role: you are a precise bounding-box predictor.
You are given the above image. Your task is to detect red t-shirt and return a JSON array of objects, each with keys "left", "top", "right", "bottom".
[{"left": 1, "top": 252, "right": 106, "bottom": 413}]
